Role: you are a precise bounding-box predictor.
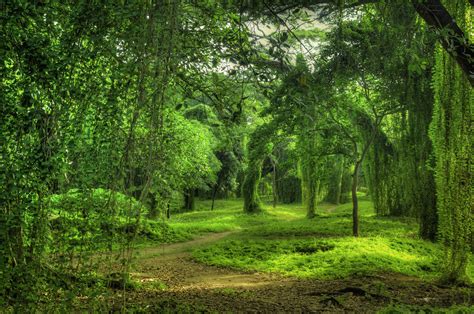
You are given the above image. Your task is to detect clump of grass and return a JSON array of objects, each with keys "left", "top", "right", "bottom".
[
  {"left": 140, "top": 279, "right": 168, "bottom": 291},
  {"left": 105, "top": 272, "right": 140, "bottom": 291}
]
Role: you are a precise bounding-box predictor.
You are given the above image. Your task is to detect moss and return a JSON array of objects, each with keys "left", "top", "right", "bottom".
[
  {"left": 190, "top": 198, "right": 473, "bottom": 282},
  {"left": 242, "top": 161, "right": 264, "bottom": 213},
  {"left": 242, "top": 124, "right": 274, "bottom": 213}
]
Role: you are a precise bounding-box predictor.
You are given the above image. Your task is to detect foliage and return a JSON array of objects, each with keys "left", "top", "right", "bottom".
[
  {"left": 429, "top": 0, "right": 473, "bottom": 285},
  {"left": 0, "top": 0, "right": 472, "bottom": 308}
]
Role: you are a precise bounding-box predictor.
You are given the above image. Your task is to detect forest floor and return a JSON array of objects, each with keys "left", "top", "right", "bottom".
[
  {"left": 110, "top": 231, "right": 472, "bottom": 313},
  {"left": 104, "top": 199, "right": 473, "bottom": 313}
]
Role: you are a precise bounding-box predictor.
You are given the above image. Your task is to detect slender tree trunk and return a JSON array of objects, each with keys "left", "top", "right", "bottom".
[
  {"left": 352, "top": 160, "right": 361, "bottom": 237},
  {"left": 211, "top": 185, "right": 217, "bottom": 211},
  {"left": 306, "top": 178, "right": 318, "bottom": 219},
  {"left": 335, "top": 157, "right": 344, "bottom": 205},
  {"left": 271, "top": 159, "right": 277, "bottom": 208},
  {"left": 9, "top": 214, "right": 24, "bottom": 267}
]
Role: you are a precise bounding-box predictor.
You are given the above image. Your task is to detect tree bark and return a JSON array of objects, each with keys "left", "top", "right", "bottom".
[
  {"left": 307, "top": 179, "right": 317, "bottom": 219},
  {"left": 148, "top": 193, "right": 158, "bottom": 219}
]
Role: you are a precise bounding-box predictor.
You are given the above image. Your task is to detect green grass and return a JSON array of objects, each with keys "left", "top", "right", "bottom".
[
  {"left": 49, "top": 191, "right": 471, "bottom": 284},
  {"left": 378, "top": 304, "right": 474, "bottom": 313},
  {"left": 173, "top": 197, "right": 474, "bottom": 282},
  {"left": 166, "top": 198, "right": 283, "bottom": 239},
  {"left": 193, "top": 236, "right": 443, "bottom": 279}
]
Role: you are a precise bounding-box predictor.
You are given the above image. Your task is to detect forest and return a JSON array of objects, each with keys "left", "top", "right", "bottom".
[{"left": 0, "top": 0, "right": 473, "bottom": 312}]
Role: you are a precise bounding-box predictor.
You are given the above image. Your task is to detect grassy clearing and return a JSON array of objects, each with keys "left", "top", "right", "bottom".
[
  {"left": 193, "top": 236, "right": 443, "bottom": 280},
  {"left": 182, "top": 197, "right": 473, "bottom": 282},
  {"left": 165, "top": 199, "right": 284, "bottom": 240}
]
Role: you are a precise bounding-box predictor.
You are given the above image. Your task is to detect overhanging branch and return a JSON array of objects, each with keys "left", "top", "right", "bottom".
[{"left": 413, "top": 0, "right": 473, "bottom": 86}]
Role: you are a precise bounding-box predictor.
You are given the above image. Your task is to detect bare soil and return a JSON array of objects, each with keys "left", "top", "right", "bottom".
[{"left": 109, "top": 232, "right": 473, "bottom": 313}]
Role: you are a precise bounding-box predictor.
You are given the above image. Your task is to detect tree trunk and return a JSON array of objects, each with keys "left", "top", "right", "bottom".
[
  {"left": 307, "top": 179, "right": 317, "bottom": 219},
  {"left": 335, "top": 158, "right": 344, "bottom": 205},
  {"left": 271, "top": 159, "right": 277, "bottom": 208},
  {"left": 352, "top": 160, "right": 360, "bottom": 237},
  {"left": 243, "top": 163, "right": 263, "bottom": 213},
  {"left": 351, "top": 112, "right": 384, "bottom": 237},
  {"left": 183, "top": 189, "right": 195, "bottom": 211},
  {"left": 211, "top": 185, "right": 217, "bottom": 211},
  {"left": 148, "top": 193, "right": 158, "bottom": 219}
]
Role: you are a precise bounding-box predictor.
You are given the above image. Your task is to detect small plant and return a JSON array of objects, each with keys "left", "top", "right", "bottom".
[{"left": 106, "top": 272, "right": 140, "bottom": 291}]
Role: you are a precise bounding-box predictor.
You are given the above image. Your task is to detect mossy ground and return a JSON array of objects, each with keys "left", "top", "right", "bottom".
[{"left": 158, "top": 197, "right": 474, "bottom": 282}]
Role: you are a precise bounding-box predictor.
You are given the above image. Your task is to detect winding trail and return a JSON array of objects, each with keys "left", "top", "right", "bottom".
[{"left": 115, "top": 231, "right": 472, "bottom": 312}]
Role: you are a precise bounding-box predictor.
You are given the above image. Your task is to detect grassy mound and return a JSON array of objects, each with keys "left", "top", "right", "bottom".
[{"left": 193, "top": 237, "right": 443, "bottom": 279}]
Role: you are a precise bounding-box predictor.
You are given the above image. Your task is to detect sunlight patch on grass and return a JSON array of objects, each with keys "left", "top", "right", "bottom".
[
  {"left": 193, "top": 237, "right": 444, "bottom": 280},
  {"left": 156, "top": 198, "right": 472, "bottom": 282}
]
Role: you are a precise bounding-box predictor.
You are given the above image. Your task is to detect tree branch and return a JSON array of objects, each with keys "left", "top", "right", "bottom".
[
  {"left": 412, "top": 0, "right": 473, "bottom": 86},
  {"left": 237, "top": 0, "right": 473, "bottom": 84}
]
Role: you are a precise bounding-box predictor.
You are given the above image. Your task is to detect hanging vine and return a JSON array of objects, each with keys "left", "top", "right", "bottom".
[{"left": 430, "top": 0, "right": 472, "bottom": 284}]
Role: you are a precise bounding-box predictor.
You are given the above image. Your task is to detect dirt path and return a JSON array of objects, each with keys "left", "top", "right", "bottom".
[
  {"left": 132, "top": 231, "right": 293, "bottom": 291},
  {"left": 116, "top": 232, "right": 473, "bottom": 313},
  {"left": 137, "top": 231, "right": 235, "bottom": 260}
]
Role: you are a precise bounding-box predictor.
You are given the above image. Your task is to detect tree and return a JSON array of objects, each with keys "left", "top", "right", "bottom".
[
  {"left": 326, "top": 87, "right": 394, "bottom": 237},
  {"left": 429, "top": 0, "right": 472, "bottom": 285},
  {"left": 242, "top": 124, "right": 274, "bottom": 213},
  {"left": 0, "top": 0, "right": 249, "bottom": 304}
]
